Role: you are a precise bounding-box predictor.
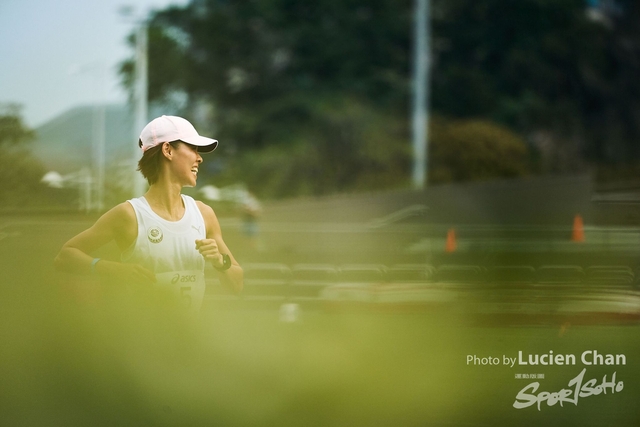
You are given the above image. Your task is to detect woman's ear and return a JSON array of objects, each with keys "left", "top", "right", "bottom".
[{"left": 161, "top": 142, "right": 173, "bottom": 160}]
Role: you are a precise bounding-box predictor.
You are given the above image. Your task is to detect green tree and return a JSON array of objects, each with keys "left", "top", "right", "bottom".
[
  {"left": 583, "top": 1, "right": 640, "bottom": 163},
  {"left": 432, "top": 0, "right": 640, "bottom": 167},
  {"left": 120, "top": 0, "right": 640, "bottom": 196},
  {"left": 119, "top": 0, "right": 418, "bottom": 197},
  {"left": 215, "top": 97, "right": 412, "bottom": 197},
  {"left": 429, "top": 117, "right": 531, "bottom": 184},
  {"left": 0, "top": 104, "right": 67, "bottom": 208},
  {"left": 121, "top": 0, "right": 413, "bottom": 150},
  {"left": 0, "top": 104, "right": 34, "bottom": 146}
]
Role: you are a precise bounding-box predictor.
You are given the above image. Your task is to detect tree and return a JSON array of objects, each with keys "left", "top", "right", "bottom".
[
  {"left": 0, "top": 104, "right": 34, "bottom": 146},
  {"left": 0, "top": 104, "right": 68, "bottom": 208},
  {"left": 214, "top": 96, "right": 412, "bottom": 198},
  {"left": 119, "top": 0, "right": 418, "bottom": 197},
  {"left": 429, "top": 117, "right": 531, "bottom": 183},
  {"left": 120, "top": 0, "right": 413, "bottom": 148},
  {"left": 119, "top": 0, "right": 640, "bottom": 196},
  {"left": 431, "top": 0, "right": 640, "bottom": 167}
]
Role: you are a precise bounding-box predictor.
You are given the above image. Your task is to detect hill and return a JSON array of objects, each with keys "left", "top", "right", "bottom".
[{"left": 31, "top": 104, "right": 134, "bottom": 174}]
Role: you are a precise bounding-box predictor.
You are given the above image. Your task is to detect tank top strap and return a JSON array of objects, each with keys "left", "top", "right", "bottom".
[{"left": 182, "top": 195, "right": 206, "bottom": 236}]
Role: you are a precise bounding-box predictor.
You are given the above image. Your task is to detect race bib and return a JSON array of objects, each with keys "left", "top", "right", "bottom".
[{"left": 155, "top": 270, "right": 206, "bottom": 312}]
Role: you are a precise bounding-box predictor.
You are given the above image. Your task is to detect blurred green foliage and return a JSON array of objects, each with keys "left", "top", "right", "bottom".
[
  {"left": 432, "top": 0, "right": 640, "bottom": 174},
  {"left": 429, "top": 117, "right": 530, "bottom": 184},
  {"left": 0, "top": 104, "right": 76, "bottom": 209},
  {"left": 2, "top": 203, "right": 640, "bottom": 426},
  {"left": 0, "top": 104, "right": 34, "bottom": 146},
  {"left": 119, "top": 0, "right": 640, "bottom": 197},
  {"left": 214, "top": 97, "right": 412, "bottom": 198}
]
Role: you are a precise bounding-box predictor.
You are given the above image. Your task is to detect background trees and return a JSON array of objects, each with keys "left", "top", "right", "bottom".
[
  {"left": 0, "top": 104, "right": 65, "bottom": 208},
  {"left": 120, "top": 0, "right": 640, "bottom": 198}
]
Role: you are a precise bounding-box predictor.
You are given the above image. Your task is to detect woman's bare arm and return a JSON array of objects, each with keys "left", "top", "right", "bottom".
[
  {"left": 196, "top": 201, "right": 243, "bottom": 294},
  {"left": 54, "top": 203, "right": 155, "bottom": 284}
]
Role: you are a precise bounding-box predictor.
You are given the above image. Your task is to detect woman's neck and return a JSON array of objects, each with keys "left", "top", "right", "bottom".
[{"left": 144, "top": 182, "right": 185, "bottom": 221}]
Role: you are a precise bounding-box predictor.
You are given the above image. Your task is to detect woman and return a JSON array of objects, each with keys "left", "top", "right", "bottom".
[{"left": 55, "top": 115, "right": 243, "bottom": 311}]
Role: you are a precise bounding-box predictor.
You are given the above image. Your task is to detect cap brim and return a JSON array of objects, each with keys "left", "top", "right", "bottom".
[
  {"left": 181, "top": 136, "right": 218, "bottom": 153},
  {"left": 197, "top": 140, "right": 218, "bottom": 153}
]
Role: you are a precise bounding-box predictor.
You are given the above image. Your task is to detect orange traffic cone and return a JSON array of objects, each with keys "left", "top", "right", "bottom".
[
  {"left": 571, "top": 215, "right": 585, "bottom": 242},
  {"left": 445, "top": 228, "right": 457, "bottom": 253}
]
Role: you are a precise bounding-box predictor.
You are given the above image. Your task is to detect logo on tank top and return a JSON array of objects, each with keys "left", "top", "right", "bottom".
[{"left": 147, "top": 226, "right": 163, "bottom": 244}]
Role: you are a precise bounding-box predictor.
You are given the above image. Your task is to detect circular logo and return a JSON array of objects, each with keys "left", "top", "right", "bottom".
[{"left": 147, "top": 226, "right": 163, "bottom": 244}]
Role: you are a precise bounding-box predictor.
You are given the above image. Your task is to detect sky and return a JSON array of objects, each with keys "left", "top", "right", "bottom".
[{"left": 0, "top": 0, "right": 188, "bottom": 128}]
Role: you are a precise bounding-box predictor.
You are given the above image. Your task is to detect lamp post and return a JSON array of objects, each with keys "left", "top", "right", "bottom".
[
  {"left": 132, "top": 20, "right": 148, "bottom": 197},
  {"left": 69, "top": 62, "right": 106, "bottom": 211},
  {"left": 94, "top": 65, "right": 106, "bottom": 211},
  {"left": 412, "top": 0, "right": 431, "bottom": 190},
  {"left": 120, "top": 6, "right": 149, "bottom": 197}
]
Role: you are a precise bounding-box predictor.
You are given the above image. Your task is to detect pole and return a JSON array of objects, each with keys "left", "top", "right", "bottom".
[
  {"left": 93, "top": 65, "right": 106, "bottom": 211},
  {"left": 70, "top": 62, "right": 106, "bottom": 211},
  {"left": 81, "top": 167, "right": 92, "bottom": 213},
  {"left": 412, "top": 0, "right": 431, "bottom": 189},
  {"left": 133, "top": 21, "right": 148, "bottom": 197}
]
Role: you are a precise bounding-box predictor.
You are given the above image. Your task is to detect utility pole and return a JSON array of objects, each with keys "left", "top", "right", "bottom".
[
  {"left": 412, "top": 0, "right": 431, "bottom": 190},
  {"left": 93, "top": 65, "right": 106, "bottom": 211},
  {"left": 132, "top": 20, "right": 148, "bottom": 197},
  {"left": 69, "top": 62, "right": 106, "bottom": 211},
  {"left": 121, "top": 5, "right": 149, "bottom": 197}
]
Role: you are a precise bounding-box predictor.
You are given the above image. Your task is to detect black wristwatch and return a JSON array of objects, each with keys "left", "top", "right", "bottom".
[{"left": 216, "top": 253, "right": 232, "bottom": 271}]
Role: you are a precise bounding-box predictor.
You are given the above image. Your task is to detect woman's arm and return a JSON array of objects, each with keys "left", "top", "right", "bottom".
[
  {"left": 196, "top": 201, "right": 244, "bottom": 294},
  {"left": 54, "top": 203, "right": 155, "bottom": 284}
]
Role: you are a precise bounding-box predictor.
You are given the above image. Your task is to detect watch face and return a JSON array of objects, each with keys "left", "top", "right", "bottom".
[{"left": 218, "top": 253, "right": 231, "bottom": 270}]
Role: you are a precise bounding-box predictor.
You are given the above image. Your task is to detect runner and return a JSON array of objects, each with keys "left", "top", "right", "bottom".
[{"left": 54, "top": 115, "right": 243, "bottom": 311}]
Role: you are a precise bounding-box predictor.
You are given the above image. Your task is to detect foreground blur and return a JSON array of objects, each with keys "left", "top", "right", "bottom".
[
  {"left": 1, "top": 175, "right": 640, "bottom": 426},
  {"left": 2, "top": 271, "right": 639, "bottom": 427}
]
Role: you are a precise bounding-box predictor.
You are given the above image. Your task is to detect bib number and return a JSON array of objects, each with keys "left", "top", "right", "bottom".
[{"left": 156, "top": 270, "right": 205, "bottom": 311}]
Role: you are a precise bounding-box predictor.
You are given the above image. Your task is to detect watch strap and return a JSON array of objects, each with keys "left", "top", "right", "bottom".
[{"left": 216, "top": 253, "right": 232, "bottom": 271}]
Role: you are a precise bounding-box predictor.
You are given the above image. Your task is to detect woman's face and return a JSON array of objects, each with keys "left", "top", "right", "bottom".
[{"left": 166, "top": 142, "right": 203, "bottom": 187}]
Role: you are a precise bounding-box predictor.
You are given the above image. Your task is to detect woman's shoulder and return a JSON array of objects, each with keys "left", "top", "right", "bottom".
[
  {"left": 91, "top": 202, "right": 137, "bottom": 251},
  {"left": 182, "top": 194, "right": 213, "bottom": 215},
  {"left": 99, "top": 201, "right": 137, "bottom": 226},
  {"left": 194, "top": 199, "right": 215, "bottom": 216},
  {"left": 193, "top": 200, "right": 222, "bottom": 236}
]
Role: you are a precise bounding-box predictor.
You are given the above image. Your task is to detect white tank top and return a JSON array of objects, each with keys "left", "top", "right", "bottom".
[{"left": 123, "top": 194, "right": 207, "bottom": 311}]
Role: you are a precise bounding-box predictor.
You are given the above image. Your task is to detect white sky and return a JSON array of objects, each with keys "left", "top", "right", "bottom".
[{"left": 0, "top": 0, "right": 188, "bottom": 128}]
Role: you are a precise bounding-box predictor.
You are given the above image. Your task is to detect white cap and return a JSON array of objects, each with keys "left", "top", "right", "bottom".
[{"left": 139, "top": 115, "right": 218, "bottom": 153}]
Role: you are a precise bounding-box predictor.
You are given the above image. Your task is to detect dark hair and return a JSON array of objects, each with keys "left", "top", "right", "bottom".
[{"left": 137, "top": 140, "right": 179, "bottom": 185}]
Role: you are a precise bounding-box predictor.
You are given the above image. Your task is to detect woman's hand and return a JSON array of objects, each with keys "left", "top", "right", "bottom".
[{"left": 195, "top": 239, "right": 223, "bottom": 268}]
